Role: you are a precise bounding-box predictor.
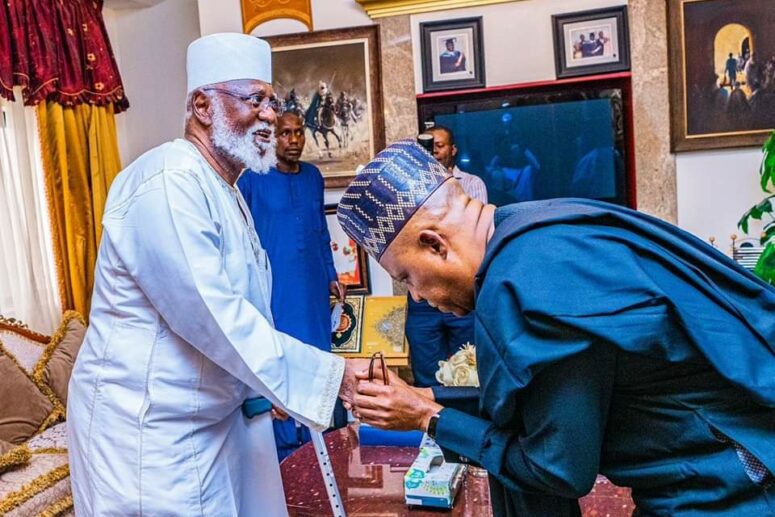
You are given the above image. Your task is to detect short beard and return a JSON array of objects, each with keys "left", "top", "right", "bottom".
[{"left": 210, "top": 98, "right": 277, "bottom": 174}]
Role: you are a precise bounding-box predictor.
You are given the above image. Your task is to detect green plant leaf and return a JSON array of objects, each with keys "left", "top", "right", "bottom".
[
  {"left": 761, "top": 132, "right": 775, "bottom": 192},
  {"left": 738, "top": 195, "right": 775, "bottom": 232},
  {"left": 753, "top": 243, "right": 775, "bottom": 284}
]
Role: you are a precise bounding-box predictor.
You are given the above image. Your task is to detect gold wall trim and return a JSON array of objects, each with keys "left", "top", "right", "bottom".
[
  {"left": 242, "top": 0, "right": 313, "bottom": 34},
  {"left": 355, "top": 0, "right": 522, "bottom": 19}
]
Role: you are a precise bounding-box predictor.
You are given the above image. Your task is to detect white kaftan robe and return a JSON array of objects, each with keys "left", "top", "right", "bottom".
[{"left": 67, "top": 139, "right": 344, "bottom": 516}]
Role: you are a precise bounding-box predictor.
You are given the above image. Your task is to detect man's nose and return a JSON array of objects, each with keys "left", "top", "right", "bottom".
[
  {"left": 258, "top": 106, "right": 276, "bottom": 125},
  {"left": 408, "top": 288, "right": 423, "bottom": 303}
]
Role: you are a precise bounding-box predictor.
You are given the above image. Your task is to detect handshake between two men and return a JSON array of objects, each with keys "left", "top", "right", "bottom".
[{"left": 337, "top": 359, "right": 443, "bottom": 434}]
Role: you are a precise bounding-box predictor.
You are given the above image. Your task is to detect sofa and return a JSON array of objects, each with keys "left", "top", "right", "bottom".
[{"left": 0, "top": 312, "right": 86, "bottom": 517}]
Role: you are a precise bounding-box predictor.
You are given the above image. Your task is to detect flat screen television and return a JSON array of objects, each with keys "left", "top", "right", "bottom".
[{"left": 417, "top": 78, "right": 634, "bottom": 208}]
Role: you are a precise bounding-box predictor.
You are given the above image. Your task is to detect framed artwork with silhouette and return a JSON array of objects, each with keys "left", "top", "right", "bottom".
[{"left": 667, "top": 0, "right": 775, "bottom": 151}]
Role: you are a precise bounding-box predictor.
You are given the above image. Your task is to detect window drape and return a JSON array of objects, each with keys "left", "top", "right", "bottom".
[
  {"left": 36, "top": 101, "right": 122, "bottom": 317},
  {"left": 0, "top": 0, "right": 129, "bottom": 111},
  {"left": 0, "top": 1, "right": 128, "bottom": 320},
  {"left": 0, "top": 93, "right": 62, "bottom": 332}
]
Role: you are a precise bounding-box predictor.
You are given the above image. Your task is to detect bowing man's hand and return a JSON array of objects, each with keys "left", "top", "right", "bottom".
[
  {"left": 354, "top": 362, "right": 404, "bottom": 386},
  {"left": 353, "top": 381, "right": 443, "bottom": 432}
]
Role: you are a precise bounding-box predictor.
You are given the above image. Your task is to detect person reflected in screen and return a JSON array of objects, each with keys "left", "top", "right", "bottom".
[{"left": 485, "top": 141, "right": 540, "bottom": 203}]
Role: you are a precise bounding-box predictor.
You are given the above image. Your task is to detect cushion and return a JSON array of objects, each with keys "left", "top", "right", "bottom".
[
  {"left": 0, "top": 325, "right": 48, "bottom": 376},
  {"left": 0, "top": 442, "right": 31, "bottom": 474},
  {"left": 33, "top": 312, "right": 87, "bottom": 408},
  {"left": 0, "top": 353, "right": 55, "bottom": 444},
  {"left": 0, "top": 424, "right": 71, "bottom": 515},
  {"left": 0, "top": 450, "right": 70, "bottom": 516},
  {"left": 26, "top": 422, "right": 68, "bottom": 452}
]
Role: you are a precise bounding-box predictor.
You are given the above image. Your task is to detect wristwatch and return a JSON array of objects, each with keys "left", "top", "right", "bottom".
[{"left": 426, "top": 413, "right": 441, "bottom": 440}]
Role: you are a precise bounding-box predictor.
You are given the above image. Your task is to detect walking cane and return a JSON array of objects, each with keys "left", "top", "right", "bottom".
[{"left": 310, "top": 431, "right": 347, "bottom": 517}]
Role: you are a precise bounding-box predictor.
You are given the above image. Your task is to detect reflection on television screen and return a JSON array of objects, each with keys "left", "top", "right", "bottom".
[{"left": 431, "top": 90, "right": 627, "bottom": 207}]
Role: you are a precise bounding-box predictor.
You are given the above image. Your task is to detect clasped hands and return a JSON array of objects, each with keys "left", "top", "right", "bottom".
[{"left": 338, "top": 359, "right": 443, "bottom": 433}]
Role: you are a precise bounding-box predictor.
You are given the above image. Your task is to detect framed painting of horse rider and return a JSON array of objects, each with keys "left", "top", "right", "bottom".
[{"left": 267, "top": 26, "right": 386, "bottom": 187}]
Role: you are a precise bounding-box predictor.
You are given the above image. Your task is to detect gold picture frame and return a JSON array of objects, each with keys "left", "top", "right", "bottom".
[
  {"left": 667, "top": 0, "right": 775, "bottom": 151},
  {"left": 266, "top": 26, "right": 386, "bottom": 187}
]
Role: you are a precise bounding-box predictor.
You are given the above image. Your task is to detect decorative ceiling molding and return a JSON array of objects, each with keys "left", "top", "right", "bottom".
[
  {"left": 241, "top": 0, "right": 313, "bottom": 34},
  {"left": 354, "top": 0, "right": 521, "bottom": 19}
]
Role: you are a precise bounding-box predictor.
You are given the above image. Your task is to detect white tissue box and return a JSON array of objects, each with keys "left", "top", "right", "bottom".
[{"left": 404, "top": 445, "right": 466, "bottom": 509}]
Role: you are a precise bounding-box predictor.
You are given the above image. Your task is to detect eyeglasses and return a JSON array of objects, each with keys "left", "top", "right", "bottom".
[
  {"left": 202, "top": 87, "right": 283, "bottom": 114},
  {"left": 368, "top": 352, "right": 389, "bottom": 386}
]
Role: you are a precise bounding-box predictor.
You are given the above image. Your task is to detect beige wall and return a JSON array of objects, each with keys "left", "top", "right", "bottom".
[
  {"left": 105, "top": 0, "right": 200, "bottom": 164},
  {"left": 409, "top": 0, "right": 627, "bottom": 92}
]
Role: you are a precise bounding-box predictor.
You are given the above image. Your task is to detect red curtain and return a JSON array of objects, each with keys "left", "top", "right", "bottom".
[{"left": 0, "top": 0, "right": 129, "bottom": 112}]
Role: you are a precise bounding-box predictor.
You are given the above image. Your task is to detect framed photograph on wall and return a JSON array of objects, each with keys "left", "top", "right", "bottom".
[
  {"left": 667, "top": 0, "right": 775, "bottom": 152},
  {"left": 266, "top": 25, "right": 386, "bottom": 187},
  {"left": 420, "top": 17, "right": 486, "bottom": 93},
  {"left": 325, "top": 204, "right": 370, "bottom": 294},
  {"left": 552, "top": 6, "right": 630, "bottom": 79}
]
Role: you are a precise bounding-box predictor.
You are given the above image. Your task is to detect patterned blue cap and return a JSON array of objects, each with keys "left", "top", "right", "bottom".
[{"left": 337, "top": 139, "right": 452, "bottom": 260}]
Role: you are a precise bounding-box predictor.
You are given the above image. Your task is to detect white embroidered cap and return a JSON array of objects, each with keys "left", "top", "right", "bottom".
[{"left": 186, "top": 33, "right": 272, "bottom": 93}]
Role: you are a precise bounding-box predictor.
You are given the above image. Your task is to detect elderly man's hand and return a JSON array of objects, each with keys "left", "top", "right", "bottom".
[
  {"left": 339, "top": 358, "right": 371, "bottom": 408},
  {"left": 353, "top": 381, "right": 443, "bottom": 432}
]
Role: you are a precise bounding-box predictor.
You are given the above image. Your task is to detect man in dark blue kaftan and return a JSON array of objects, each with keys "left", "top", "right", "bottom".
[
  {"left": 340, "top": 141, "right": 775, "bottom": 516},
  {"left": 238, "top": 112, "right": 345, "bottom": 461}
]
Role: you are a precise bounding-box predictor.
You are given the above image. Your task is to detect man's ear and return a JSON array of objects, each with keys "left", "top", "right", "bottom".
[
  {"left": 451, "top": 143, "right": 458, "bottom": 159},
  {"left": 417, "top": 230, "right": 448, "bottom": 259},
  {"left": 191, "top": 90, "right": 214, "bottom": 127}
]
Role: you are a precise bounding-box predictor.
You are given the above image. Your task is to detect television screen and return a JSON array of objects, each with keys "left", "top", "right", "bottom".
[{"left": 423, "top": 87, "right": 630, "bottom": 207}]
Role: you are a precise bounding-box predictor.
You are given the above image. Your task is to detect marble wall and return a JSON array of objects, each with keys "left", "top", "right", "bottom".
[
  {"left": 376, "top": 15, "right": 418, "bottom": 144},
  {"left": 622, "top": 0, "right": 677, "bottom": 222},
  {"left": 376, "top": 16, "right": 419, "bottom": 296}
]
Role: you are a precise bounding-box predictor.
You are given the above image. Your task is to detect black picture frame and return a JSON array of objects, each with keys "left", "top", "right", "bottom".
[
  {"left": 552, "top": 6, "right": 630, "bottom": 79},
  {"left": 325, "top": 204, "right": 371, "bottom": 295},
  {"left": 420, "top": 17, "right": 486, "bottom": 93}
]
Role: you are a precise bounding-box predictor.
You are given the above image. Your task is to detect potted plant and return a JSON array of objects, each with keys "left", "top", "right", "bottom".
[{"left": 738, "top": 131, "right": 775, "bottom": 284}]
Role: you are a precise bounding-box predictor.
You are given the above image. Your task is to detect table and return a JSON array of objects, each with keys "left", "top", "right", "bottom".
[{"left": 280, "top": 425, "right": 636, "bottom": 516}]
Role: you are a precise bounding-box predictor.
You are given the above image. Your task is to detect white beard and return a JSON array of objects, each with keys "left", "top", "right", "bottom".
[{"left": 210, "top": 99, "right": 277, "bottom": 174}]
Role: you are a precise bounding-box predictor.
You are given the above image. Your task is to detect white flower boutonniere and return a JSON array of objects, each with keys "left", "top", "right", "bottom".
[{"left": 435, "top": 343, "right": 479, "bottom": 387}]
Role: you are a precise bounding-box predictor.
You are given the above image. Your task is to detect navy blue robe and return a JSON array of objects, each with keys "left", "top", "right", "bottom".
[{"left": 433, "top": 199, "right": 775, "bottom": 516}]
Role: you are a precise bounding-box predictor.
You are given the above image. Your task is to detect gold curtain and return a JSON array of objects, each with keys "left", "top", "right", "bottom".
[{"left": 36, "top": 102, "right": 122, "bottom": 316}]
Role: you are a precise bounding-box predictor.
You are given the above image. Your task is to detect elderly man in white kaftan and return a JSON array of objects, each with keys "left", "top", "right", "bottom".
[{"left": 67, "top": 33, "right": 357, "bottom": 516}]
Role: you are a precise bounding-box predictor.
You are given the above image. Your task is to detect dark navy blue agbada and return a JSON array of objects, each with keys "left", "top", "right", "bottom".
[
  {"left": 238, "top": 163, "right": 338, "bottom": 459},
  {"left": 338, "top": 142, "right": 775, "bottom": 516},
  {"left": 433, "top": 199, "right": 775, "bottom": 516}
]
